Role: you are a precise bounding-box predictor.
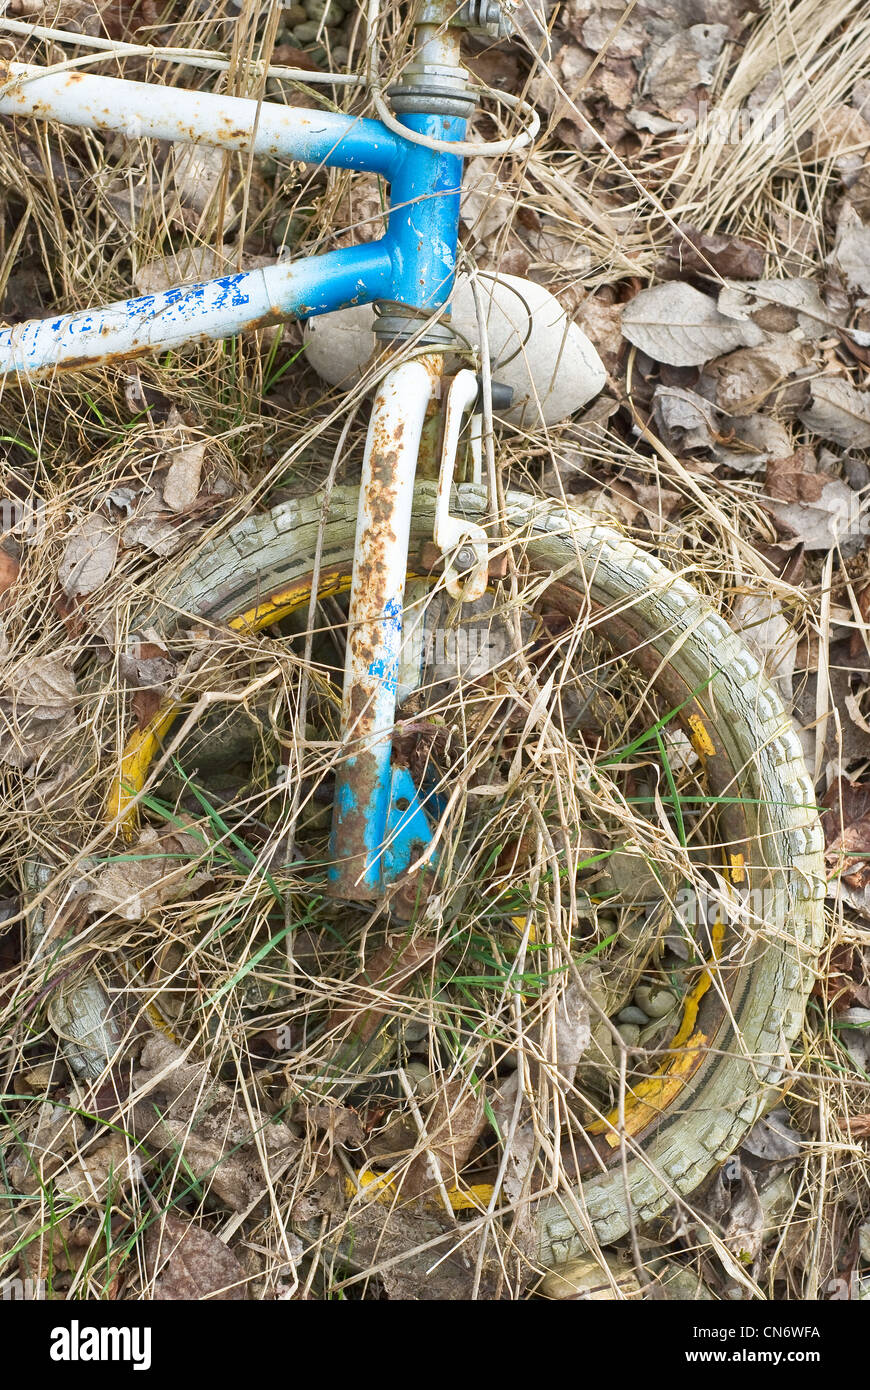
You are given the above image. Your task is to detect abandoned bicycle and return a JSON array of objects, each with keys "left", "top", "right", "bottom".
[{"left": 0, "top": 0, "right": 824, "bottom": 1269}]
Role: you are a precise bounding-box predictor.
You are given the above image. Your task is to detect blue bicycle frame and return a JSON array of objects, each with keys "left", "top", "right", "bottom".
[
  {"left": 0, "top": 10, "right": 478, "bottom": 909},
  {"left": 0, "top": 70, "right": 464, "bottom": 369}
]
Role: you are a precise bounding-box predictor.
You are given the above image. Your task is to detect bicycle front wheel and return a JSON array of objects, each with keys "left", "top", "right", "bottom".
[{"left": 33, "top": 481, "right": 826, "bottom": 1265}]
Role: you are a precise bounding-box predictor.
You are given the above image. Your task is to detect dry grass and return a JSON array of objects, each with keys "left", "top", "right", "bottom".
[{"left": 0, "top": 0, "right": 868, "bottom": 1302}]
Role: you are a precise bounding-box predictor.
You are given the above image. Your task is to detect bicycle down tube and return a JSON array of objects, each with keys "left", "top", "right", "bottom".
[{"left": 0, "top": 2, "right": 480, "bottom": 906}]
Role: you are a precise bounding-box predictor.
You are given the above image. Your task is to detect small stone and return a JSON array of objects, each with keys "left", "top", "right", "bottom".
[
  {"left": 845, "top": 457, "right": 870, "bottom": 490},
  {"left": 283, "top": 4, "right": 307, "bottom": 22},
  {"left": 304, "top": 0, "right": 340, "bottom": 21},
  {"left": 616, "top": 1005, "right": 648, "bottom": 1026},
  {"left": 293, "top": 20, "right": 322, "bottom": 42},
  {"left": 617, "top": 1023, "right": 640, "bottom": 1047},
  {"left": 633, "top": 984, "right": 678, "bottom": 1019},
  {"left": 331, "top": 44, "right": 349, "bottom": 64},
  {"left": 405, "top": 1061, "right": 434, "bottom": 1098}
]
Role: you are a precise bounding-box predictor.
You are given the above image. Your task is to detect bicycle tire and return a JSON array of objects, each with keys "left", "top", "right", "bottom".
[{"left": 30, "top": 481, "right": 826, "bottom": 1263}]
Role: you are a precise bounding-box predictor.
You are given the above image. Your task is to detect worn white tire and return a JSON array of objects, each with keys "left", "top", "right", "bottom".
[
  {"left": 26, "top": 483, "right": 822, "bottom": 1258},
  {"left": 138, "top": 481, "right": 824, "bottom": 1263}
]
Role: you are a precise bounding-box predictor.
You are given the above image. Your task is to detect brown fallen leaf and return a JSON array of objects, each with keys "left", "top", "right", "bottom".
[
  {"left": 58, "top": 513, "right": 119, "bottom": 598},
  {"left": 316, "top": 1201, "right": 501, "bottom": 1300},
  {"left": 826, "top": 814, "right": 870, "bottom": 890},
  {"left": 162, "top": 440, "right": 207, "bottom": 514},
  {"left": 665, "top": 224, "right": 765, "bottom": 280},
  {"left": 87, "top": 825, "right": 211, "bottom": 921},
  {"left": 146, "top": 1212, "right": 246, "bottom": 1300},
  {"left": 709, "top": 338, "right": 811, "bottom": 416},
  {"left": 717, "top": 278, "right": 832, "bottom": 340},
  {"left": 621, "top": 282, "right": 764, "bottom": 366},
  {"left": 325, "top": 934, "right": 443, "bottom": 1051},
  {"left": 722, "top": 1167, "right": 764, "bottom": 1270},
  {"left": 763, "top": 447, "right": 857, "bottom": 551},
  {"left": 830, "top": 203, "right": 870, "bottom": 297},
  {"left": 811, "top": 942, "right": 870, "bottom": 1013},
  {"left": 9, "top": 1102, "right": 139, "bottom": 1202},
  {"left": 806, "top": 103, "right": 870, "bottom": 163},
  {"left": 403, "top": 1074, "right": 487, "bottom": 1198},
  {"left": 0, "top": 549, "right": 19, "bottom": 609},
  {"left": 122, "top": 492, "right": 185, "bottom": 558},
  {"left": 821, "top": 777, "right": 870, "bottom": 841},
  {"left": 799, "top": 376, "right": 870, "bottom": 449},
  {"left": 741, "top": 1107, "right": 803, "bottom": 1162},
  {"left": 640, "top": 23, "right": 728, "bottom": 117},
  {"left": 732, "top": 592, "right": 798, "bottom": 702},
  {"left": 652, "top": 384, "right": 720, "bottom": 452},
  {"left": 0, "top": 655, "right": 77, "bottom": 767},
  {"left": 131, "top": 1034, "right": 299, "bottom": 1212}
]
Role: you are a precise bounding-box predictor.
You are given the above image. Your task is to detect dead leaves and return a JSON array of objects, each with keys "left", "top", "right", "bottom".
[
  {"left": 162, "top": 440, "right": 207, "bottom": 515},
  {"left": 799, "top": 376, "right": 870, "bottom": 449},
  {"left": 664, "top": 224, "right": 765, "bottom": 281},
  {"left": 7, "top": 1101, "right": 139, "bottom": 1203},
  {"left": 403, "top": 1075, "right": 486, "bottom": 1199},
  {"left": 0, "top": 655, "right": 77, "bottom": 768},
  {"left": 640, "top": 22, "right": 728, "bottom": 118},
  {"left": 763, "top": 446, "right": 858, "bottom": 550},
  {"left": 58, "top": 513, "right": 119, "bottom": 599},
  {"left": 621, "top": 282, "right": 764, "bottom": 365},
  {"left": 131, "top": 1034, "right": 299, "bottom": 1213},
  {"left": 146, "top": 1213, "right": 246, "bottom": 1300},
  {"left": 0, "top": 549, "right": 19, "bottom": 608},
  {"left": 830, "top": 203, "right": 870, "bottom": 296},
  {"left": 87, "top": 826, "right": 212, "bottom": 922}
]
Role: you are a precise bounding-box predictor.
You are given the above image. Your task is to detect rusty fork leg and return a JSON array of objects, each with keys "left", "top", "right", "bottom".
[{"left": 328, "top": 354, "right": 443, "bottom": 900}]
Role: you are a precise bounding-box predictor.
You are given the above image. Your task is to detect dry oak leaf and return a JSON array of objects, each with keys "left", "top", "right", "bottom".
[
  {"left": 641, "top": 23, "right": 728, "bottom": 115},
  {"left": 806, "top": 103, "right": 870, "bottom": 163},
  {"left": 708, "top": 338, "right": 811, "bottom": 416},
  {"left": 147, "top": 1212, "right": 247, "bottom": 1300},
  {"left": 717, "top": 278, "right": 832, "bottom": 340},
  {"left": 826, "top": 815, "right": 870, "bottom": 890},
  {"left": 58, "top": 513, "right": 119, "bottom": 598},
  {"left": 763, "top": 448, "right": 857, "bottom": 551},
  {"left": 0, "top": 656, "right": 77, "bottom": 767},
  {"left": 0, "top": 550, "right": 19, "bottom": 608},
  {"left": 830, "top": 203, "right": 870, "bottom": 297},
  {"left": 403, "top": 1074, "right": 487, "bottom": 1198},
  {"left": 621, "top": 282, "right": 764, "bottom": 366}
]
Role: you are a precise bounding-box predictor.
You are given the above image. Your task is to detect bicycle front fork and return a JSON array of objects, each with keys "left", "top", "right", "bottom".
[{"left": 327, "top": 353, "right": 445, "bottom": 906}]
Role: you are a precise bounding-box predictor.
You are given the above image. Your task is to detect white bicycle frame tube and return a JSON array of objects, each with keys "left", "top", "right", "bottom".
[
  {"left": 0, "top": 62, "right": 399, "bottom": 172},
  {"left": 328, "top": 355, "right": 442, "bottom": 896}
]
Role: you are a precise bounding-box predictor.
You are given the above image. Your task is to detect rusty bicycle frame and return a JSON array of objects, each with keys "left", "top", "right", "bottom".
[{"left": 0, "top": 0, "right": 523, "bottom": 904}]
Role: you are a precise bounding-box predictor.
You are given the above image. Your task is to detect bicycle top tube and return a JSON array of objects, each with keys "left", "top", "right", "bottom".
[{"left": 0, "top": 68, "right": 465, "bottom": 377}]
